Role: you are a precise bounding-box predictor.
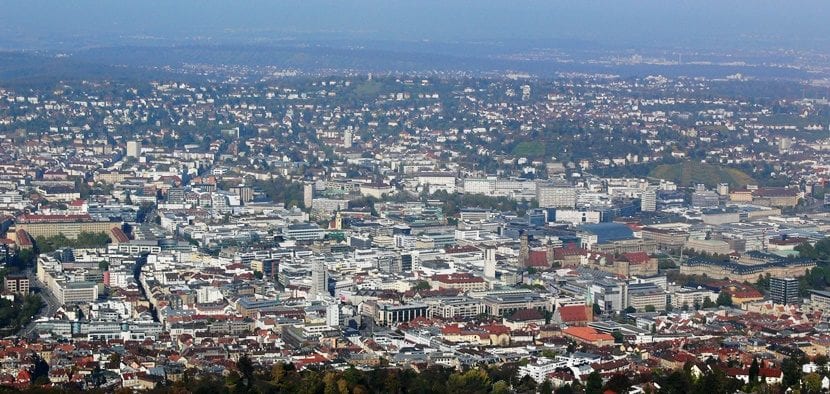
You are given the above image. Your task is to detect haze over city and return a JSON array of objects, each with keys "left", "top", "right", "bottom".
[{"left": 0, "top": 1, "right": 829, "bottom": 394}]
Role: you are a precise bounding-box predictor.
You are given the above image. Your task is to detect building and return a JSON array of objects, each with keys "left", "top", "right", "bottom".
[
  {"left": 641, "top": 187, "right": 657, "bottom": 212},
  {"left": 562, "top": 326, "right": 615, "bottom": 346},
  {"left": 126, "top": 140, "right": 142, "bottom": 158},
  {"left": 752, "top": 188, "right": 799, "bottom": 208},
  {"left": 671, "top": 287, "right": 718, "bottom": 309},
  {"left": 374, "top": 303, "right": 428, "bottom": 326},
  {"left": 810, "top": 290, "right": 830, "bottom": 313},
  {"left": 58, "top": 282, "right": 98, "bottom": 304},
  {"left": 303, "top": 183, "right": 314, "bottom": 209},
  {"left": 685, "top": 239, "right": 732, "bottom": 255},
  {"left": 429, "top": 297, "right": 486, "bottom": 319},
  {"left": 680, "top": 255, "right": 814, "bottom": 281},
  {"left": 691, "top": 185, "right": 719, "bottom": 208},
  {"left": 536, "top": 183, "right": 577, "bottom": 208},
  {"left": 429, "top": 273, "right": 487, "bottom": 292},
  {"left": 13, "top": 214, "right": 121, "bottom": 240},
  {"left": 4, "top": 274, "right": 29, "bottom": 295},
  {"left": 283, "top": 223, "right": 325, "bottom": 241},
  {"left": 627, "top": 283, "right": 667, "bottom": 312},
  {"left": 770, "top": 277, "right": 800, "bottom": 305},
  {"left": 310, "top": 260, "right": 328, "bottom": 297},
  {"left": 482, "top": 292, "right": 552, "bottom": 317},
  {"left": 483, "top": 248, "right": 496, "bottom": 279}
]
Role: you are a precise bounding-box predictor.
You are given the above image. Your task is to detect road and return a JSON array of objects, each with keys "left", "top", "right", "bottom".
[{"left": 18, "top": 270, "right": 61, "bottom": 338}]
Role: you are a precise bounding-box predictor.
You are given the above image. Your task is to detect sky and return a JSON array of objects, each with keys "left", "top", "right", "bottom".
[{"left": 1, "top": 1, "right": 829, "bottom": 50}]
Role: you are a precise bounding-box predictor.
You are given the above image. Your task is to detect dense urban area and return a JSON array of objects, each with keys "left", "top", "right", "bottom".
[{"left": 0, "top": 54, "right": 830, "bottom": 394}]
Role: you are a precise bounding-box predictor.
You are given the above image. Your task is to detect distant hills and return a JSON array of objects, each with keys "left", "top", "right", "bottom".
[{"left": 649, "top": 161, "right": 755, "bottom": 188}]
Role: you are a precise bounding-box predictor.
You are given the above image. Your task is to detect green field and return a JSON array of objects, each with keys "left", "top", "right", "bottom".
[
  {"left": 511, "top": 141, "right": 546, "bottom": 158},
  {"left": 649, "top": 161, "right": 755, "bottom": 188}
]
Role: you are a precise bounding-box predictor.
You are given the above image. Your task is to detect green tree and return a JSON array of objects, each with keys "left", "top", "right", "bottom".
[
  {"left": 702, "top": 296, "right": 716, "bottom": 309},
  {"left": 716, "top": 291, "right": 733, "bottom": 307},
  {"left": 604, "top": 373, "right": 631, "bottom": 394},
  {"left": 612, "top": 331, "right": 625, "bottom": 343},
  {"left": 586, "top": 371, "right": 603, "bottom": 394},
  {"left": 539, "top": 379, "right": 554, "bottom": 394},
  {"left": 782, "top": 356, "right": 803, "bottom": 389},
  {"left": 748, "top": 358, "right": 760, "bottom": 384},
  {"left": 804, "top": 372, "right": 821, "bottom": 393},
  {"left": 446, "top": 368, "right": 491, "bottom": 394},
  {"left": 644, "top": 305, "right": 656, "bottom": 312},
  {"left": 515, "top": 375, "right": 537, "bottom": 394},
  {"left": 555, "top": 384, "right": 575, "bottom": 394},
  {"left": 492, "top": 380, "right": 510, "bottom": 394}
]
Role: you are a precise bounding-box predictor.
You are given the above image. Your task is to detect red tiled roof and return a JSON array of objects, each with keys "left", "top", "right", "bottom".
[
  {"left": 15, "top": 230, "right": 32, "bottom": 247},
  {"left": 528, "top": 250, "right": 549, "bottom": 267},
  {"left": 562, "top": 327, "right": 613, "bottom": 342},
  {"left": 110, "top": 227, "right": 129, "bottom": 243},
  {"left": 621, "top": 251, "right": 650, "bottom": 264},
  {"left": 553, "top": 245, "right": 588, "bottom": 259},
  {"left": 508, "top": 308, "right": 544, "bottom": 322},
  {"left": 558, "top": 304, "right": 589, "bottom": 323}
]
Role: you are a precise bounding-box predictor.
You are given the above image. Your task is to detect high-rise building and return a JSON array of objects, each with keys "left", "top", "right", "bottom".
[
  {"left": 770, "top": 277, "right": 800, "bottom": 305},
  {"left": 641, "top": 187, "right": 657, "bottom": 212},
  {"left": 484, "top": 247, "right": 496, "bottom": 278},
  {"left": 311, "top": 260, "right": 328, "bottom": 298},
  {"left": 519, "top": 233, "right": 530, "bottom": 267},
  {"left": 126, "top": 140, "right": 142, "bottom": 158},
  {"left": 343, "top": 129, "right": 353, "bottom": 148},
  {"left": 326, "top": 303, "right": 340, "bottom": 327},
  {"left": 303, "top": 183, "right": 314, "bottom": 209},
  {"left": 401, "top": 253, "right": 413, "bottom": 272}
]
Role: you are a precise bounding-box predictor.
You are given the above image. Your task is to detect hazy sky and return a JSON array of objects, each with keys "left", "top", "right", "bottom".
[{"left": 1, "top": 0, "right": 829, "bottom": 50}]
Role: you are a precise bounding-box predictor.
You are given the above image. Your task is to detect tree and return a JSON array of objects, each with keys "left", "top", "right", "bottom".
[
  {"left": 661, "top": 369, "right": 691, "bottom": 394},
  {"left": 593, "top": 303, "right": 602, "bottom": 316},
  {"left": 539, "top": 380, "right": 554, "bottom": 394},
  {"left": 748, "top": 358, "right": 760, "bottom": 384},
  {"left": 612, "top": 331, "right": 625, "bottom": 343},
  {"left": 236, "top": 355, "right": 255, "bottom": 389},
  {"left": 702, "top": 296, "right": 716, "bottom": 309},
  {"left": 412, "top": 280, "right": 431, "bottom": 291},
  {"left": 804, "top": 372, "right": 821, "bottom": 394},
  {"left": 586, "top": 371, "right": 603, "bottom": 394},
  {"left": 554, "top": 384, "right": 575, "bottom": 394},
  {"left": 716, "top": 291, "right": 733, "bottom": 307},
  {"left": 446, "top": 368, "right": 491, "bottom": 394},
  {"left": 644, "top": 305, "right": 656, "bottom": 312},
  {"left": 324, "top": 372, "right": 338, "bottom": 394},
  {"left": 604, "top": 373, "right": 632, "bottom": 394},
  {"left": 271, "top": 363, "right": 287, "bottom": 385},
  {"left": 782, "top": 356, "right": 802, "bottom": 389},
  {"left": 624, "top": 306, "right": 637, "bottom": 314},
  {"left": 492, "top": 380, "right": 510, "bottom": 394},
  {"left": 515, "top": 375, "right": 537, "bottom": 394}
]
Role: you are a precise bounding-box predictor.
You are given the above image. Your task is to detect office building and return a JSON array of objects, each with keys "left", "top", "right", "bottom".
[
  {"left": 126, "top": 140, "right": 142, "bottom": 158},
  {"left": 641, "top": 187, "right": 657, "bottom": 212},
  {"left": 770, "top": 277, "right": 800, "bottom": 305}
]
